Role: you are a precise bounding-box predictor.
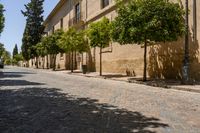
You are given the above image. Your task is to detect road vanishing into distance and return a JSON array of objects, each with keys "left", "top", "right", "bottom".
[{"left": 0, "top": 66, "right": 200, "bottom": 133}]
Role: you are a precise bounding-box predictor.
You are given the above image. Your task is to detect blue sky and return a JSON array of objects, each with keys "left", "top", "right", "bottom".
[{"left": 0, "top": 0, "right": 59, "bottom": 53}]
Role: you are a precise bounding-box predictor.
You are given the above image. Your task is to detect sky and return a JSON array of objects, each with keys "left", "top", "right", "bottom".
[{"left": 0, "top": 0, "right": 59, "bottom": 53}]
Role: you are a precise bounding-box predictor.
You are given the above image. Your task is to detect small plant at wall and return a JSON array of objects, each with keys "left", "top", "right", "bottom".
[
  {"left": 87, "top": 17, "right": 111, "bottom": 76},
  {"left": 111, "top": 0, "right": 185, "bottom": 81}
]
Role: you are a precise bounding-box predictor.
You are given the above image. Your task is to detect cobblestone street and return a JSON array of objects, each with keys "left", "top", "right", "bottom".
[{"left": 0, "top": 66, "right": 200, "bottom": 133}]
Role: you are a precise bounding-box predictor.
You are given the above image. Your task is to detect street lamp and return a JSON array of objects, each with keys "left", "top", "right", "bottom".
[{"left": 182, "top": 0, "right": 189, "bottom": 84}]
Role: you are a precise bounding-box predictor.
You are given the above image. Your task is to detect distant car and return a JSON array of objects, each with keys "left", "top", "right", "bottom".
[{"left": 0, "top": 58, "right": 4, "bottom": 68}]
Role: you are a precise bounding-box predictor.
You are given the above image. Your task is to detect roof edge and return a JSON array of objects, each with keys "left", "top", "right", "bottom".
[{"left": 43, "top": 0, "right": 66, "bottom": 25}]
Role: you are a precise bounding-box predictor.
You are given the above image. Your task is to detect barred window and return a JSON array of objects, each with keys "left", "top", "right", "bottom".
[
  {"left": 75, "top": 3, "right": 81, "bottom": 23},
  {"left": 101, "top": 0, "right": 109, "bottom": 9}
]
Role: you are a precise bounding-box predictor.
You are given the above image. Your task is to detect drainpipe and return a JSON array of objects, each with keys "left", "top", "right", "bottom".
[
  {"left": 86, "top": 0, "right": 88, "bottom": 20},
  {"left": 193, "top": 0, "right": 197, "bottom": 43},
  {"left": 182, "top": 0, "right": 190, "bottom": 84}
]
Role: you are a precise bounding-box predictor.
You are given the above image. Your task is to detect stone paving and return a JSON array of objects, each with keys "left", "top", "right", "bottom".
[
  {"left": 0, "top": 66, "right": 200, "bottom": 133},
  {"left": 52, "top": 69, "right": 200, "bottom": 93}
]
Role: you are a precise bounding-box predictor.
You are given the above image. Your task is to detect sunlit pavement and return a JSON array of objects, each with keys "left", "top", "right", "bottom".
[{"left": 0, "top": 66, "right": 200, "bottom": 133}]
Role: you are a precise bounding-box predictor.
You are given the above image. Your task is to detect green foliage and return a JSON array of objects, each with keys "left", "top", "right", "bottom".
[
  {"left": 12, "top": 53, "right": 24, "bottom": 65},
  {"left": 2, "top": 51, "right": 11, "bottom": 65},
  {"left": 35, "top": 42, "right": 46, "bottom": 57},
  {"left": 0, "top": 43, "right": 5, "bottom": 57},
  {"left": 21, "top": 0, "right": 45, "bottom": 60},
  {"left": 111, "top": 0, "right": 185, "bottom": 81},
  {"left": 87, "top": 17, "right": 111, "bottom": 48},
  {"left": 59, "top": 27, "right": 89, "bottom": 53},
  {"left": 87, "top": 17, "right": 111, "bottom": 75},
  {"left": 12, "top": 44, "right": 18, "bottom": 59},
  {"left": 0, "top": 4, "right": 5, "bottom": 35},
  {"left": 47, "top": 29, "right": 64, "bottom": 55},
  {"left": 21, "top": 25, "right": 31, "bottom": 61},
  {"left": 43, "top": 29, "right": 64, "bottom": 70},
  {"left": 0, "top": 43, "right": 11, "bottom": 65},
  {"left": 111, "top": 0, "right": 185, "bottom": 44}
]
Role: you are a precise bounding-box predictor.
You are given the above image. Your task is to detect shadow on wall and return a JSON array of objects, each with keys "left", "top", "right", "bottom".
[
  {"left": 148, "top": 32, "right": 200, "bottom": 81},
  {"left": 0, "top": 87, "right": 169, "bottom": 133}
]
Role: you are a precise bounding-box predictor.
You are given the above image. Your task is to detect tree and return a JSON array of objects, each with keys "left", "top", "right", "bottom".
[
  {"left": 0, "top": 43, "right": 5, "bottom": 57},
  {"left": 21, "top": 24, "right": 31, "bottom": 61},
  {"left": 87, "top": 17, "right": 111, "bottom": 76},
  {"left": 12, "top": 44, "right": 18, "bottom": 59},
  {"left": 35, "top": 38, "right": 48, "bottom": 68},
  {"left": 0, "top": 3, "right": 5, "bottom": 35},
  {"left": 111, "top": 0, "right": 185, "bottom": 81},
  {"left": 21, "top": 0, "right": 44, "bottom": 64},
  {"left": 46, "top": 29, "right": 64, "bottom": 71},
  {"left": 12, "top": 53, "right": 23, "bottom": 66},
  {"left": 2, "top": 50, "right": 11, "bottom": 65},
  {"left": 59, "top": 28, "right": 89, "bottom": 72}
]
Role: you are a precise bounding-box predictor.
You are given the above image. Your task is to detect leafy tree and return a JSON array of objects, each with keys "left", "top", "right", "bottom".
[
  {"left": 12, "top": 53, "right": 23, "bottom": 66},
  {"left": 111, "top": 0, "right": 185, "bottom": 81},
  {"left": 0, "top": 43, "right": 11, "bottom": 65},
  {"left": 87, "top": 17, "right": 111, "bottom": 76},
  {"left": 21, "top": 24, "right": 31, "bottom": 61},
  {"left": 46, "top": 29, "right": 64, "bottom": 71},
  {"left": 2, "top": 50, "right": 11, "bottom": 65},
  {"left": 0, "top": 4, "right": 5, "bottom": 35},
  {"left": 21, "top": 0, "right": 44, "bottom": 64},
  {"left": 0, "top": 43, "right": 5, "bottom": 57},
  {"left": 35, "top": 38, "right": 48, "bottom": 68},
  {"left": 59, "top": 28, "right": 89, "bottom": 72},
  {"left": 12, "top": 44, "right": 18, "bottom": 59}
]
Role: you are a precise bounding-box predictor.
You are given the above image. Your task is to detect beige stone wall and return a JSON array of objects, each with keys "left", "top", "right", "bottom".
[
  {"left": 41, "top": 0, "right": 200, "bottom": 80},
  {"left": 85, "top": 0, "right": 200, "bottom": 80}
]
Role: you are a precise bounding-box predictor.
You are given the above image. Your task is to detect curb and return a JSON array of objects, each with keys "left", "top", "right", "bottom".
[{"left": 68, "top": 72, "right": 200, "bottom": 94}]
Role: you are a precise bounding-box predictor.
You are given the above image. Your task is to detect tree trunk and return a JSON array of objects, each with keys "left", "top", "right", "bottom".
[
  {"left": 75, "top": 50, "right": 77, "bottom": 70},
  {"left": 46, "top": 55, "right": 49, "bottom": 69},
  {"left": 65, "top": 53, "right": 68, "bottom": 70},
  {"left": 36, "top": 57, "right": 39, "bottom": 68},
  {"left": 53, "top": 54, "right": 56, "bottom": 71},
  {"left": 42, "top": 57, "right": 45, "bottom": 69},
  {"left": 143, "top": 39, "right": 147, "bottom": 82},
  {"left": 100, "top": 47, "right": 102, "bottom": 76},
  {"left": 71, "top": 51, "right": 74, "bottom": 73}
]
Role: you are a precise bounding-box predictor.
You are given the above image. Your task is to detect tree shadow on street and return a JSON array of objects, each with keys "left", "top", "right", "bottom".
[
  {"left": 0, "top": 80, "right": 44, "bottom": 86},
  {"left": 0, "top": 87, "right": 169, "bottom": 133},
  {"left": 0, "top": 71, "right": 36, "bottom": 79}
]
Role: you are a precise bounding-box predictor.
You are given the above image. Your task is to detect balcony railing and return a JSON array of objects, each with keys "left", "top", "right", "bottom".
[{"left": 69, "top": 13, "right": 84, "bottom": 28}]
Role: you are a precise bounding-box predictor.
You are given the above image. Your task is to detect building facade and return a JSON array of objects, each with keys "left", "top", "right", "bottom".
[{"left": 35, "top": 0, "right": 200, "bottom": 80}]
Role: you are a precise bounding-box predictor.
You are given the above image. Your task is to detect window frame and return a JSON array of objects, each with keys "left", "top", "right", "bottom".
[
  {"left": 75, "top": 3, "right": 81, "bottom": 23},
  {"left": 60, "top": 18, "right": 63, "bottom": 29},
  {"left": 101, "top": 0, "right": 109, "bottom": 9}
]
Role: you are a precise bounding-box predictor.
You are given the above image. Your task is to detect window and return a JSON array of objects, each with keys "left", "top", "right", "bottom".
[
  {"left": 75, "top": 3, "right": 81, "bottom": 23},
  {"left": 60, "top": 18, "right": 63, "bottom": 29},
  {"left": 101, "top": 0, "right": 109, "bottom": 9}
]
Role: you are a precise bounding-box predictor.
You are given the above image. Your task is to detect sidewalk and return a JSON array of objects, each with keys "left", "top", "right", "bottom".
[
  {"left": 20, "top": 67, "right": 200, "bottom": 93},
  {"left": 59, "top": 70, "right": 200, "bottom": 93}
]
